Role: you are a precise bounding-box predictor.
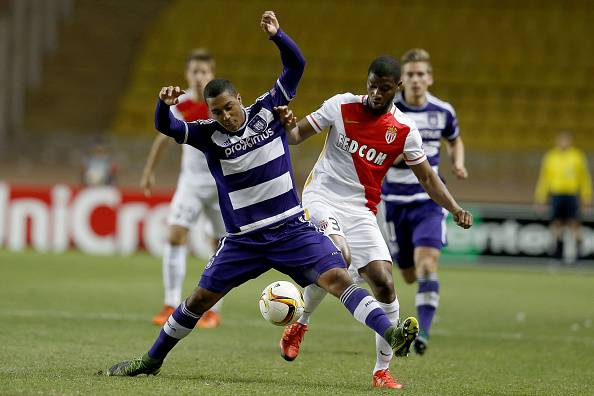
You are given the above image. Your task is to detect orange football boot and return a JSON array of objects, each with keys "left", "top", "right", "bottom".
[
  {"left": 151, "top": 305, "right": 175, "bottom": 326},
  {"left": 197, "top": 310, "right": 221, "bottom": 329},
  {"left": 372, "top": 369, "right": 404, "bottom": 389},
  {"left": 279, "top": 322, "right": 307, "bottom": 361}
]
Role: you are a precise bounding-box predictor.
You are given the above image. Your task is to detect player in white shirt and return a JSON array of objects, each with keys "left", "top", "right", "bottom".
[
  {"left": 276, "top": 56, "right": 472, "bottom": 389},
  {"left": 140, "top": 49, "right": 226, "bottom": 329}
]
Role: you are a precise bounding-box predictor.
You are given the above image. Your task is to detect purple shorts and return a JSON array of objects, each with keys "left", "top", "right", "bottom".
[
  {"left": 198, "top": 216, "right": 346, "bottom": 294},
  {"left": 384, "top": 200, "right": 448, "bottom": 269}
]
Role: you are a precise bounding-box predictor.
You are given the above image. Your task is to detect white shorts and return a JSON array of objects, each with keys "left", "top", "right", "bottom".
[
  {"left": 167, "top": 181, "right": 226, "bottom": 238},
  {"left": 303, "top": 198, "right": 391, "bottom": 284}
]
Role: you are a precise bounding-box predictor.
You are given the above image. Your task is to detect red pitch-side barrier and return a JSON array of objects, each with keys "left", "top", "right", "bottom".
[{"left": 0, "top": 183, "right": 211, "bottom": 256}]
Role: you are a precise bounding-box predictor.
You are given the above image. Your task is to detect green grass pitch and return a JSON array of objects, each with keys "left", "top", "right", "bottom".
[{"left": 0, "top": 250, "right": 593, "bottom": 395}]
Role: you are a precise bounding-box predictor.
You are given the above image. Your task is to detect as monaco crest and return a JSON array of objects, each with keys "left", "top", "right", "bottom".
[{"left": 385, "top": 126, "right": 397, "bottom": 144}]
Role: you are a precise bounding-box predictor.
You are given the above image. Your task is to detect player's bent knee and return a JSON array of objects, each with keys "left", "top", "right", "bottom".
[
  {"left": 317, "top": 267, "right": 353, "bottom": 298},
  {"left": 361, "top": 261, "right": 396, "bottom": 302},
  {"left": 414, "top": 247, "right": 440, "bottom": 275},
  {"left": 373, "top": 278, "right": 395, "bottom": 302},
  {"left": 185, "top": 287, "right": 223, "bottom": 315},
  {"left": 168, "top": 225, "right": 189, "bottom": 245},
  {"left": 416, "top": 256, "right": 438, "bottom": 276}
]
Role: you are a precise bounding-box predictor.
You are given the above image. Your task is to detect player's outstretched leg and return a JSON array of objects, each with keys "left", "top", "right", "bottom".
[
  {"left": 317, "top": 268, "right": 418, "bottom": 357},
  {"left": 356, "top": 259, "right": 405, "bottom": 385},
  {"left": 415, "top": 272, "right": 439, "bottom": 354},
  {"left": 279, "top": 283, "right": 326, "bottom": 361},
  {"left": 102, "top": 287, "right": 223, "bottom": 376},
  {"left": 372, "top": 299, "right": 401, "bottom": 388},
  {"left": 280, "top": 233, "right": 350, "bottom": 361},
  {"left": 196, "top": 235, "right": 226, "bottom": 329},
  {"left": 414, "top": 248, "right": 441, "bottom": 355},
  {"left": 153, "top": 226, "right": 189, "bottom": 326}
]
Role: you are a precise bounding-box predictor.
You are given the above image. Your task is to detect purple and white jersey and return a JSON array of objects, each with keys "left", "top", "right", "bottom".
[
  {"left": 381, "top": 91, "right": 459, "bottom": 204},
  {"left": 155, "top": 29, "right": 305, "bottom": 235}
]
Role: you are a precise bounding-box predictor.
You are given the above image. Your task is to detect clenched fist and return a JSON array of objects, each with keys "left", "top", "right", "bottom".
[
  {"left": 159, "top": 86, "right": 184, "bottom": 106},
  {"left": 261, "top": 11, "right": 280, "bottom": 37},
  {"left": 453, "top": 208, "right": 472, "bottom": 229},
  {"left": 274, "top": 105, "right": 297, "bottom": 131}
]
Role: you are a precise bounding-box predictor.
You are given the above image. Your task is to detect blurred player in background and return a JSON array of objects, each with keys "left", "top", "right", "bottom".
[
  {"left": 81, "top": 138, "right": 118, "bottom": 186},
  {"left": 276, "top": 55, "right": 472, "bottom": 389},
  {"left": 535, "top": 131, "right": 592, "bottom": 264},
  {"left": 104, "top": 11, "right": 416, "bottom": 380},
  {"left": 381, "top": 49, "right": 467, "bottom": 355},
  {"left": 140, "top": 49, "right": 226, "bottom": 329}
]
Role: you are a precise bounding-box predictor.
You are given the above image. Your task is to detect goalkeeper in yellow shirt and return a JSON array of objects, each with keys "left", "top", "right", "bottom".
[{"left": 535, "top": 132, "right": 592, "bottom": 262}]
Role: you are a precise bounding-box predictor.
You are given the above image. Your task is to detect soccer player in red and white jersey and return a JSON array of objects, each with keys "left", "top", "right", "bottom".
[
  {"left": 140, "top": 49, "right": 226, "bottom": 329},
  {"left": 276, "top": 56, "right": 472, "bottom": 389}
]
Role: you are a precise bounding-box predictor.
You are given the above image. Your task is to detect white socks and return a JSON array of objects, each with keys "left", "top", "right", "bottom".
[
  {"left": 373, "top": 299, "right": 400, "bottom": 373},
  {"left": 297, "top": 283, "right": 401, "bottom": 373},
  {"left": 297, "top": 283, "right": 327, "bottom": 325},
  {"left": 163, "top": 243, "right": 187, "bottom": 307}
]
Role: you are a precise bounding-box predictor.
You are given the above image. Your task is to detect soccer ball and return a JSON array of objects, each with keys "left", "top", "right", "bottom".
[{"left": 259, "top": 281, "right": 304, "bottom": 326}]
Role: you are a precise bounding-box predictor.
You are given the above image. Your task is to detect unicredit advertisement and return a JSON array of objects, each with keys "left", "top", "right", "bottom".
[
  {"left": 3, "top": 184, "right": 594, "bottom": 260},
  {"left": 0, "top": 183, "right": 213, "bottom": 256}
]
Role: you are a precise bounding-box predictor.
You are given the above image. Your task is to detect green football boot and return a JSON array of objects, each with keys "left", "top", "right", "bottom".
[
  {"left": 103, "top": 353, "right": 163, "bottom": 376},
  {"left": 384, "top": 316, "right": 419, "bottom": 357}
]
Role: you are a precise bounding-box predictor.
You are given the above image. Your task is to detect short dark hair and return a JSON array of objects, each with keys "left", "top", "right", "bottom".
[
  {"left": 368, "top": 55, "right": 401, "bottom": 81},
  {"left": 186, "top": 48, "right": 215, "bottom": 69},
  {"left": 204, "top": 78, "right": 237, "bottom": 99}
]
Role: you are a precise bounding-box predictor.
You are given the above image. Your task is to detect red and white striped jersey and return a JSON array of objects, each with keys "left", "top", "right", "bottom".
[{"left": 303, "top": 93, "right": 426, "bottom": 214}]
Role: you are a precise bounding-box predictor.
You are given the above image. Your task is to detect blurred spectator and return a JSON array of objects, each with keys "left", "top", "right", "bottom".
[
  {"left": 534, "top": 131, "right": 592, "bottom": 263},
  {"left": 81, "top": 139, "right": 118, "bottom": 186}
]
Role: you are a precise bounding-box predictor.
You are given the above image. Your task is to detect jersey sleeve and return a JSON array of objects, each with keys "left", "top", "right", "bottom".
[
  {"left": 154, "top": 98, "right": 210, "bottom": 152},
  {"left": 267, "top": 29, "right": 305, "bottom": 107},
  {"left": 403, "top": 128, "right": 427, "bottom": 165},
  {"left": 442, "top": 107, "right": 460, "bottom": 141},
  {"left": 305, "top": 94, "right": 342, "bottom": 134}
]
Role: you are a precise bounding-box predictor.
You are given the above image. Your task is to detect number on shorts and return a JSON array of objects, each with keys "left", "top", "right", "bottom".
[{"left": 328, "top": 217, "right": 341, "bottom": 232}]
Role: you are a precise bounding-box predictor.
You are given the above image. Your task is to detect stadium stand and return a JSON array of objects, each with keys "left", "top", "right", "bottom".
[
  {"left": 3, "top": 0, "right": 591, "bottom": 202},
  {"left": 111, "top": 0, "right": 594, "bottom": 152},
  {"left": 0, "top": 0, "right": 73, "bottom": 142},
  {"left": 22, "top": 0, "right": 168, "bottom": 135}
]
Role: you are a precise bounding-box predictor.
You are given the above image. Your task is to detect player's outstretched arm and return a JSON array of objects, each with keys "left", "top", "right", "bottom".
[
  {"left": 155, "top": 86, "right": 210, "bottom": 151},
  {"left": 274, "top": 105, "right": 317, "bottom": 145},
  {"left": 262, "top": 11, "right": 306, "bottom": 105},
  {"left": 409, "top": 160, "right": 472, "bottom": 229},
  {"left": 154, "top": 86, "right": 190, "bottom": 142},
  {"left": 445, "top": 136, "right": 468, "bottom": 179},
  {"left": 140, "top": 134, "right": 171, "bottom": 197}
]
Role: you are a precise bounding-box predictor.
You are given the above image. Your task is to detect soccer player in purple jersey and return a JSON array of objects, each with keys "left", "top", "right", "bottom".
[
  {"left": 101, "top": 11, "right": 417, "bottom": 378},
  {"left": 381, "top": 49, "right": 468, "bottom": 355}
]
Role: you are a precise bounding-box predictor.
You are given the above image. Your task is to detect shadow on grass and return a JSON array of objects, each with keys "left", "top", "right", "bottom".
[{"left": 179, "top": 372, "right": 373, "bottom": 393}]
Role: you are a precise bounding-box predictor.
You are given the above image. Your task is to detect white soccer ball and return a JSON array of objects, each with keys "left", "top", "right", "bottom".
[{"left": 259, "top": 281, "right": 304, "bottom": 326}]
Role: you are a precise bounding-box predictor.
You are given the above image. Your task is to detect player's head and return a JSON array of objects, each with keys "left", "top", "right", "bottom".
[
  {"left": 204, "top": 78, "right": 245, "bottom": 132},
  {"left": 400, "top": 48, "right": 433, "bottom": 99},
  {"left": 367, "top": 55, "right": 402, "bottom": 113},
  {"left": 90, "top": 137, "right": 110, "bottom": 158},
  {"left": 556, "top": 131, "right": 573, "bottom": 150},
  {"left": 185, "top": 48, "right": 215, "bottom": 94}
]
